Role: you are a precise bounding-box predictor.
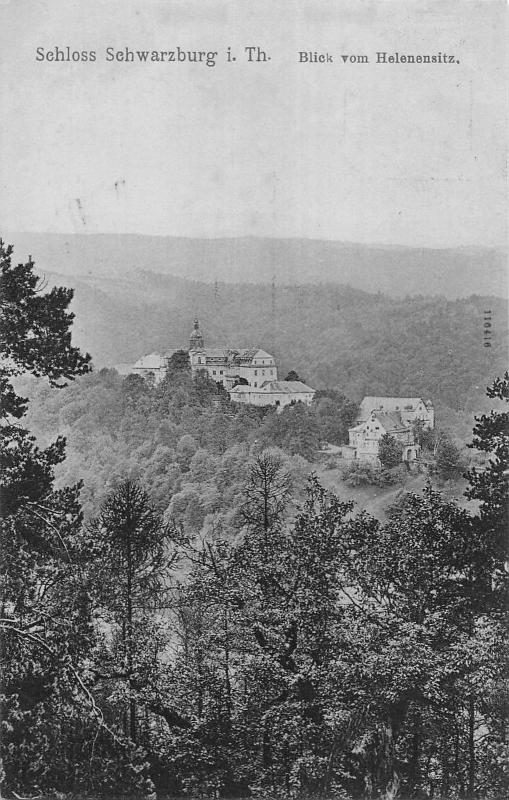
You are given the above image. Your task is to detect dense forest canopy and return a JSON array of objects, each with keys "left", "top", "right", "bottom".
[
  {"left": 1, "top": 244, "right": 508, "bottom": 800},
  {"left": 21, "top": 367, "right": 358, "bottom": 523}
]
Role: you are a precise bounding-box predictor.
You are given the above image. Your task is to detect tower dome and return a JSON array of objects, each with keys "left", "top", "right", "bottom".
[{"left": 189, "top": 318, "right": 204, "bottom": 351}]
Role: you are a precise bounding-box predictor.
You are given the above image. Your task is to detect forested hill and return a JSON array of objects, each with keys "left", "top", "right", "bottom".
[
  {"left": 5, "top": 231, "right": 507, "bottom": 297},
  {"left": 29, "top": 264, "right": 507, "bottom": 413}
]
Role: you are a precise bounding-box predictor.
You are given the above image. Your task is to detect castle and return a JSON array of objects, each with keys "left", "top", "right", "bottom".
[
  {"left": 188, "top": 319, "right": 278, "bottom": 390},
  {"left": 121, "top": 326, "right": 435, "bottom": 430},
  {"left": 189, "top": 319, "right": 315, "bottom": 408},
  {"left": 125, "top": 319, "right": 315, "bottom": 409}
]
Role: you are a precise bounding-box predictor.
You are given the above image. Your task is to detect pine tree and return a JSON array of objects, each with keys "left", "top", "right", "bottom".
[
  {"left": 0, "top": 243, "right": 99, "bottom": 794},
  {"left": 435, "top": 432, "right": 463, "bottom": 481},
  {"left": 465, "top": 372, "right": 509, "bottom": 564},
  {"left": 86, "top": 479, "right": 180, "bottom": 744},
  {"left": 0, "top": 246, "right": 154, "bottom": 798}
]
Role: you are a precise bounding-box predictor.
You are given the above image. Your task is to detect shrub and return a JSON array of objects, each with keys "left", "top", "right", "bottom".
[{"left": 341, "top": 461, "right": 396, "bottom": 487}]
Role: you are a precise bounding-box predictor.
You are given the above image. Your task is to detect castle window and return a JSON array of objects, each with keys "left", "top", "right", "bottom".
[
  {"left": 212, "top": 370, "right": 216, "bottom": 375},
  {"left": 254, "top": 370, "right": 258, "bottom": 376},
  {"left": 198, "top": 357, "right": 202, "bottom": 364},
  {"left": 254, "top": 382, "right": 257, "bottom": 387}
]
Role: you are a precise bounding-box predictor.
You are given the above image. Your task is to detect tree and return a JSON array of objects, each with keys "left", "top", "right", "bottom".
[
  {"left": 0, "top": 241, "right": 91, "bottom": 417},
  {"left": 167, "top": 349, "right": 190, "bottom": 372},
  {"left": 86, "top": 479, "right": 178, "bottom": 744},
  {"left": 412, "top": 418, "right": 436, "bottom": 451},
  {"left": 0, "top": 247, "right": 154, "bottom": 799},
  {"left": 314, "top": 391, "right": 359, "bottom": 445},
  {"left": 240, "top": 453, "right": 292, "bottom": 540},
  {"left": 378, "top": 433, "right": 403, "bottom": 469},
  {"left": 0, "top": 241, "right": 91, "bottom": 517},
  {"left": 122, "top": 372, "right": 151, "bottom": 399},
  {"left": 257, "top": 404, "right": 321, "bottom": 461},
  {"left": 176, "top": 433, "right": 199, "bottom": 471},
  {"left": 326, "top": 484, "right": 505, "bottom": 799},
  {"left": 284, "top": 369, "right": 302, "bottom": 382},
  {"left": 465, "top": 372, "right": 509, "bottom": 561},
  {"left": 0, "top": 244, "right": 114, "bottom": 795},
  {"left": 436, "top": 432, "right": 463, "bottom": 481},
  {"left": 341, "top": 460, "right": 396, "bottom": 487},
  {"left": 193, "top": 474, "right": 356, "bottom": 797}
]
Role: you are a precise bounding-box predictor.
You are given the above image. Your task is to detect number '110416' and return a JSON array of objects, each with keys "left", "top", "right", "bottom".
[{"left": 484, "top": 310, "right": 492, "bottom": 347}]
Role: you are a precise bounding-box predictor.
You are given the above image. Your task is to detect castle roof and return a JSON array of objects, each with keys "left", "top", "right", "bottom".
[
  {"left": 230, "top": 380, "right": 314, "bottom": 396},
  {"left": 237, "top": 348, "right": 258, "bottom": 358},
  {"left": 197, "top": 347, "right": 275, "bottom": 364},
  {"left": 233, "top": 348, "right": 268, "bottom": 363},
  {"left": 259, "top": 380, "right": 315, "bottom": 394},
  {"left": 252, "top": 349, "right": 274, "bottom": 359},
  {"left": 205, "top": 348, "right": 231, "bottom": 358},
  {"left": 360, "top": 396, "right": 430, "bottom": 414},
  {"left": 133, "top": 353, "right": 166, "bottom": 370}
]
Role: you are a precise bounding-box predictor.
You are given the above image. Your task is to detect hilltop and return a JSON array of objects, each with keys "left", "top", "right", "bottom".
[
  {"left": 3, "top": 233, "right": 506, "bottom": 414},
  {"left": 17, "top": 265, "right": 508, "bottom": 415}
]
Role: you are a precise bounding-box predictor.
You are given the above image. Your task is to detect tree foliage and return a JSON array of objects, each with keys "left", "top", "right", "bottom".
[
  {"left": 465, "top": 372, "right": 509, "bottom": 560},
  {"left": 167, "top": 349, "right": 190, "bottom": 372},
  {"left": 0, "top": 240, "right": 90, "bottom": 417},
  {"left": 435, "top": 432, "right": 464, "bottom": 481},
  {"left": 378, "top": 433, "right": 403, "bottom": 469},
  {"left": 2, "top": 242, "right": 507, "bottom": 799}
]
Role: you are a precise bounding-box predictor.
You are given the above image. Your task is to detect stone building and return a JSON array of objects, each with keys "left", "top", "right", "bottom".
[
  {"left": 131, "top": 352, "right": 168, "bottom": 384},
  {"left": 188, "top": 318, "right": 278, "bottom": 390},
  {"left": 118, "top": 319, "right": 315, "bottom": 408},
  {"left": 345, "top": 409, "right": 421, "bottom": 467},
  {"left": 358, "top": 396, "right": 434, "bottom": 429},
  {"left": 188, "top": 319, "right": 315, "bottom": 408},
  {"left": 230, "top": 380, "right": 315, "bottom": 409}
]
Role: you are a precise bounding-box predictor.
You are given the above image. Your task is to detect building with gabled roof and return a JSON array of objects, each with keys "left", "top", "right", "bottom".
[
  {"left": 188, "top": 319, "right": 278, "bottom": 390},
  {"left": 131, "top": 352, "right": 168, "bottom": 384},
  {"left": 188, "top": 320, "right": 315, "bottom": 408},
  {"left": 119, "top": 320, "right": 315, "bottom": 407},
  {"left": 346, "top": 407, "right": 421, "bottom": 466},
  {"left": 358, "top": 395, "right": 434, "bottom": 429},
  {"left": 230, "top": 379, "right": 315, "bottom": 410}
]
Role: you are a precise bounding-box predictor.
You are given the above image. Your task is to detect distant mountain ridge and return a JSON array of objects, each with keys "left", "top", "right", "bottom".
[{"left": 4, "top": 232, "right": 507, "bottom": 299}]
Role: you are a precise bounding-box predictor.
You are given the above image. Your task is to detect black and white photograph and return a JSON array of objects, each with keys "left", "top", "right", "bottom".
[{"left": 0, "top": 1, "right": 507, "bottom": 798}]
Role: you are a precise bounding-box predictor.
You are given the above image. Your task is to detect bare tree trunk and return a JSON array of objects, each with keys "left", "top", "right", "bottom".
[
  {"left": 408, "top": 707, "right": 422, "bottom": 797},
  {"left": 126, "top": 525, "right": 136, "bottom": 743},
  {"left": 467, "top": 693, "right": 475, "bottom": 799},
  {"left": 224, "top": 606, "right": 232, "bottom": 719}
]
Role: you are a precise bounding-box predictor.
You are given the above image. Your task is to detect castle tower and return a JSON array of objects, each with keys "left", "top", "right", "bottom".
[{"left": 189, "top": 318, "right": 204, "bottom": 351}]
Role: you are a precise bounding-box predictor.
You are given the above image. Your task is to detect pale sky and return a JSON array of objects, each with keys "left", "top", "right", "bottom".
[{"left": 0, "top": 0, "right": 507, "bottom": 247}]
